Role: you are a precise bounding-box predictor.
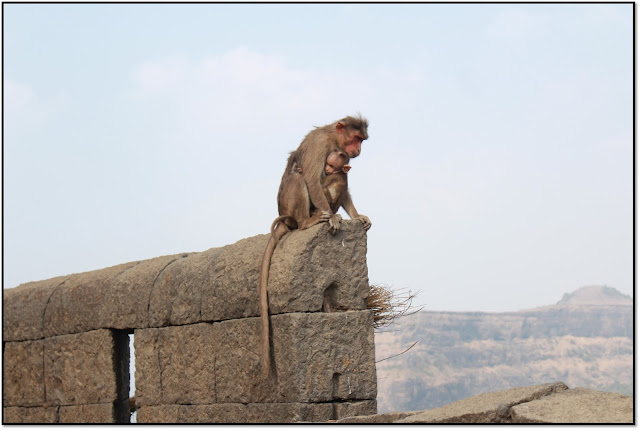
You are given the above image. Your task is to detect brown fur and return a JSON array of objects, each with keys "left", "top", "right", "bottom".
[
  {"left": 258, "top": 115, "right": 370, "bottom": 378},
  {"left": 323, "top": 170, "right": 349, "bottom": 214}
]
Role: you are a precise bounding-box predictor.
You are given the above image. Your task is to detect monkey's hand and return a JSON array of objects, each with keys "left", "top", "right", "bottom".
[
  {"left": 354, "top": 214, "right": 371, "bottom": 231},
  {"left": 328, "top": 213, "right": 342, "bottom": 234}
]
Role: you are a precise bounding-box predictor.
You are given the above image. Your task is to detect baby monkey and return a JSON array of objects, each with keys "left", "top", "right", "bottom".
[{"left": 292, "top": 148, "right": 352, "bottom": 216}]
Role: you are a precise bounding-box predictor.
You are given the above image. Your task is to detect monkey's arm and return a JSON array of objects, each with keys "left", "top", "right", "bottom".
[
  {"left": 300, "top": 149, "right": 333, "bottom": 214},
  {"left": 342, "top": 191, "right": 372, "bottom": 231}
]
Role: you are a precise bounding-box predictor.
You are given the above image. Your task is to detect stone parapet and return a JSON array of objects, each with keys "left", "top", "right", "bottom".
[
  {"left": 3, "top": 221, "right": 376, "bottom": 423},
  {"left": 4, "top": 222, "right": 368, "bottom": 341}
]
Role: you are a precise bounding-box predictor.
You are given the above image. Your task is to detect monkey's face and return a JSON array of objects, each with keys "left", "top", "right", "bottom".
[
  {"left": 325, "top": 163, "right": 343, "bottom": 175},
  {"left": 325, "top": 155, "right": 345, "bottom": 175},
  {"left": 341, "top": 131, "right": 363, "bottom": 158}
]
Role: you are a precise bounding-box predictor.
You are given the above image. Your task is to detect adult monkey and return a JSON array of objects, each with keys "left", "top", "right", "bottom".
[{"left": 259, "top": 115, "right": 372, "bottom": 377}]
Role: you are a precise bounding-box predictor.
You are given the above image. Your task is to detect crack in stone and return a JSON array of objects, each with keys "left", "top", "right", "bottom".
[
  {"left": 156, "top": 334, "right": 165, "bottom": 404},
  {"left": 41, "top": 340, "right": 47, "bottom": 407},
  {"left": 147, "top": 256, "right": 186, "bottom": 327},
  {"left": 41, "top": 277, "right": 71, "bottom": 340}
]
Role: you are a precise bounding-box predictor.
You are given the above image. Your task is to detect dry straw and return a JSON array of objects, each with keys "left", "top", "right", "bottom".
[{"left": 366, "top": 284, "right": 423, "bottom": 330}]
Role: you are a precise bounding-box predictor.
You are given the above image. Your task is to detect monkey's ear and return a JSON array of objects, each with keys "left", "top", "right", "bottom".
[
  {"left": 335, "top": 121, "right": 346, "bottom": 133},
  {"left": 342, "top": 165, "right": 352, "bottom": 173}
]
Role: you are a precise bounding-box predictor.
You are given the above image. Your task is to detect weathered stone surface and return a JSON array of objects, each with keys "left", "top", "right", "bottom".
[
  {"left": 3, "top": 406, "right": 58, "bottom": 423},
  {"left": 44, "top": 329, "right": 126, "bottom": 406},
  {"left": 511, "top": 387, "right": 633, "bottom": 423},
  {"left": 267, "top": 221, "right": 369, "bottom": 314},
  {"left": 134, "top": 324, "right": 217, "bottom": 406},
  {"left": 137, "top": 403, "right": 335, "bottom": 423},
  {"left": 135, "top": 311, "right": 376, "bottom": 406},
  {"left": 149, "top": 247, "right": 229, "bottom": 327},
  {"left": 3, "top": 276, "right": 67, "bottom": 341},
  {"left": 334, "top": 400, "right": 378, "bottom": 420},
  {"left": 3, "top": 340, "right": 45, "bottom": 407},
  {"left": 43, "top": 262, "right": 138, "bottom": 337},
  {"left": 136, "top": 405, "right": 179, "bottom": 423},
  {"left": 268, "top": 310, "right": 377, "bottom": 403},
  {"left": 334, "top": 411, "right": 417, "bottom": 424},
  {"left": 99, "top": 254, "right": 185, "bottom": 330},
  {"left": 149, "top": 221, "right": 369, "bottom": 327},
  {"left": 59, "top": 400, "right": 130, "bottom": 423},
  {"left": 4, "top": 221, "right": 369, "bottom": 339},
  {"left": 396, "top": 382, "right": 568, "bottom": 423}
]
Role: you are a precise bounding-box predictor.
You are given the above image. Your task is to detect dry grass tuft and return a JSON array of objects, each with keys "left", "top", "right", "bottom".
[{"left": 366, "top": 284, "right": 423, "bottom": 330}]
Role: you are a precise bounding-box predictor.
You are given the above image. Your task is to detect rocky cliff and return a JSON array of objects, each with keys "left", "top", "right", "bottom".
[{"left": 374, "top": 286, "right": 632, "bottom": 413}]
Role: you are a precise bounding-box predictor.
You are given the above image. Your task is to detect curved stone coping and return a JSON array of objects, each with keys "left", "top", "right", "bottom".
[{"left": 4, "top": 221, "right": 369, "bottom": 341}]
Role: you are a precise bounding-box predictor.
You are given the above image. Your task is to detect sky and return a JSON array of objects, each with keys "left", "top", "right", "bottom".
[{"left": 3, "top": 3, "right": 633, "bottom": 312}]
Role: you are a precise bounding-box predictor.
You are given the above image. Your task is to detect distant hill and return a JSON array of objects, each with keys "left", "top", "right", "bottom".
[
  {"left": 374, "top": 286, "right": 633, "bottom": 413},
  {"left": 556, "top": 285, "right": 632, "bottom": 306}
]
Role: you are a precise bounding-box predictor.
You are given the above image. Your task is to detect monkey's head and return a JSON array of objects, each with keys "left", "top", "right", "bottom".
[
  {"left": 335, "top": 114, "right": 369, "bottom": 158},
  {"left": 325, "top": 149, "right": 351, "bottom": 175}
]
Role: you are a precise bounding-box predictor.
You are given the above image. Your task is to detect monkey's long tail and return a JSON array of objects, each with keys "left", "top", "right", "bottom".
[
  {"left": 259, "top": 234, "right": 278, "bottom": 378},
  {"left": 270, "top": 215, "right": 294, "bottom": 240}
]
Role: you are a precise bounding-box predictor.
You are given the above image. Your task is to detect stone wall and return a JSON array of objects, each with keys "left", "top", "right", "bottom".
[{"left": 3, "top": 221, "right": 377, "bottom": 423}]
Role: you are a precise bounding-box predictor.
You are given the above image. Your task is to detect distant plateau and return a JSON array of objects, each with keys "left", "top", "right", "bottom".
[{"left": 374, "top": 285, "right": 633, "bottom": 412}]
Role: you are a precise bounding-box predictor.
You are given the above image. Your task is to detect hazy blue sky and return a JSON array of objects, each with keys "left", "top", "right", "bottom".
[{"left": 4, "top": 3, "right": 633, "bottom": 311}]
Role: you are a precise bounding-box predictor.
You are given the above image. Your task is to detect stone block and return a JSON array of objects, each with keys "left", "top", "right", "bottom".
[
  {"left": 136, "top": 405, "right": 179, "bottom": 423},
  {"left": 511, "top": 387, "right": 633, "bottom": 423},
  {"left": 3, "top": 406, "right": 58, "bottom": 423},
  {"left": 396, "top": 382, "right": 568, "bottom": 423},
  {"left": 148, "top": 247, "right": 229, "bottom": 327},
  {"left": 134, "top": 324, "right": 216, "bottom": 406},
  {"left": 149, "top": 221, "right": 369, "bottom": 328},
  {"left": 44, "top": 329, "right": 128, "bottom": 406},
  {"left": 3, "top": 276, "right": 66, "bottom": 341},
  {"left": 334, "top": 400, "right": 378, "bottom": 420},
  {"left": 3, "top": 340, "right": 45, "bottom": 407},
  {"left": 43, "top": 262, "right": 138, "bottom": 337},
  {"left": 135, "top": 311, "right": 376, "bottom": 406},
  {"left": 98, "top": 254, "right": 186, "bottom": 330},
  {"left": 267, "top": 221, "right": 370, "bottom": 314},
  {"left": 137, "top": 402, "right": 335, "bottom": 423},
  {"left": 59, "top": 401, "right": 130, "bottom": 423},
  {"left": 268, "top": 310, "right": 377, "bottom": 403}
]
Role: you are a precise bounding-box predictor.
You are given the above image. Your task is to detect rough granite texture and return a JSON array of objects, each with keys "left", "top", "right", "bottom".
[
  {"left": 137, "top": 400, "right": 377, "bottom": 423},
  {"left": 3, "top": 407, "right": 58, "bottom": 424},
  {"left": 510, "top": 387, "right": 634, "bottom": 423},
  {"left": 3, "top": 276, "right": 67, "bottom": 342},
  {"left": 44, "top": 262, "right": 139, "bottom": 337},
  {"left": 332, "top": 382, "right": 633, "bottom": 424},
  {"left": 134, "top": 311, "right": 376, "bottom": 407},
  {"left": 3, "top": 340, "right": 45, "bottom": 407},
  {"left": 137, "top": 403, "right": 334, "bottom": 424},
  {"left": 3, "top": 402, "right": 130, "bottom": 424},
  {"left": 396, "top": 382, "right": 569, "bottom": 423},
  {"left": 333, "top": 411, "right": 417, "bottom": 424},
  {"left": 43, "top": 329, "right": 129, "bottom": 407},
  {"left": 59, "top": 402, "right": 130, "bottom": 424}
]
